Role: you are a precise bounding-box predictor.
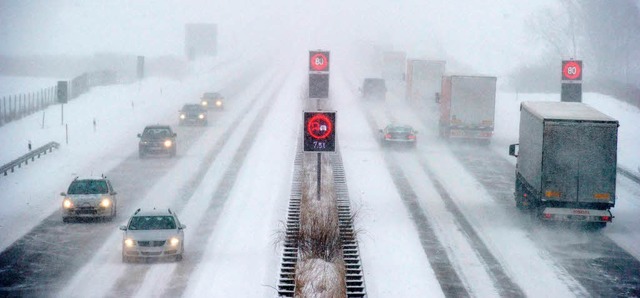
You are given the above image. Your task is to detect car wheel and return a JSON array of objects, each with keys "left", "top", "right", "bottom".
[
  {"left": 175, "top": 254, "right": 183, "bottom": 262},
  {"left": 63, "top": 217, "right": 70, "bottom": 223},
  {"left": 139, "top": 151, "right": 145, "bottom": 159},
  {"left": 122, "top": 254, "right": 130, "bottom": 263}
]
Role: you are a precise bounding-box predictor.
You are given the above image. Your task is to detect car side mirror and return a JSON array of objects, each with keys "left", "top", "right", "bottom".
[
  {"left": 60, "top": 192, "right": 67, "bottom": 196},
  {"left": 509, "top": 144, "right": 519, "bottom": 157},
  {"left": 435, "top": 92, "right": 440, "bottom": 103},
  {"left": 119, "top": 225, "right": 127, "bottom": 231},
  {"left": 137, "top": 133, "right": 141, "bottom": 138},
  {"left": 173, "top": 133, "right": 177, "bottom": 137},
  {"left": 180, "top": 224, "right": 187, "bottom": 229}
]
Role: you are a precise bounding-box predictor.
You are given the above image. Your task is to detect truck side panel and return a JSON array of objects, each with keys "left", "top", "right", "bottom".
[
  {"left": 439, "top": 76, "right": 452, "bottom": 136},
  {"left": 517, "top": 105, "right": 544, "bottom": 192}
]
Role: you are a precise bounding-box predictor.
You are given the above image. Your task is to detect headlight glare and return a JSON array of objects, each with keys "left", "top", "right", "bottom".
[
  {"left": 100, "top": 198, "right": 111, "bottom": 208},
  {"left": 180, "top": 114, "right": 185, "bottom": 119},
  {"left": 63, "top": 199, "right": 73, "bottom": 209},
  {"left": 164, "top": 140, "right": 172, "bottom": 147},
  {"left": 201, "top": 101, "right": 208, "bottom": 106},
  {"left": 124, "top": 238, "right": 135, "bottom": 247},
  {"left": 215, "top": 100, "right": 222, "bottom": 107},
  {"left": 169, "top": 237, "right": 180, "bottom": 246},
  {"left": 198, "top": 114, "right": 204, "bottom": 119}
]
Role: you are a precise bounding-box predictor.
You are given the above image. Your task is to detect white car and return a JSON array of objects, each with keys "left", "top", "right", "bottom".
[
  {"left": 61, "top": 176, "right": 117, "bottom": 222},
  {"left": 120, "top": 208, "right": 186, "bottom": 262}
]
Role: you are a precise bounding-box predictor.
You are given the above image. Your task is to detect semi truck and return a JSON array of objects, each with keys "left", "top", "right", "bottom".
[
  {"left": 437, "top": 75, "right": 497, "bottom": 141},
  {"left": 508, "top": 101, "right": 618, "bottom": 227},
  {"left": 406, "top": 59, "right": 445, "bottom": 104}
]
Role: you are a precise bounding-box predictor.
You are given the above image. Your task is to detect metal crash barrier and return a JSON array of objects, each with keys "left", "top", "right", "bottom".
[{"left": 0, "top": 142, "right": 60, "bottom": 177}]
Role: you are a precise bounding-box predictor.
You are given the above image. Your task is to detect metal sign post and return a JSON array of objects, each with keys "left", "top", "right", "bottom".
[{"left": 303, "top": 111, "right": 336, "bottom": 201}]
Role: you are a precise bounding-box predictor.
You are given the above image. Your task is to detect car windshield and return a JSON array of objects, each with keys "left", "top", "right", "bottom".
[
  {"left": 182, "top": 105, "right": 204, "bottom": 111},
  {"left": 68, "top": 180, "right": 108, "bottom": 195},
  {"left": 203, "top": 92, "right": 221, "bottom": 99},
  {"left": 388, "top": 126, "right": 412, "bottom": 133},
  {"left": 128, "top": 216, "right": 177, "bottom": 230},
  {"left": 142, "top": 127, "right": 171, "bottom": 138}
]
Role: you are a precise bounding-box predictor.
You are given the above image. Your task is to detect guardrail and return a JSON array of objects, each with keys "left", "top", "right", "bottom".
[
  {"left": 619, "top": 166, "right": 640, "bottom": 184},
  {"left": 0, "top": 142, "right": 60, "bottom": 177}
]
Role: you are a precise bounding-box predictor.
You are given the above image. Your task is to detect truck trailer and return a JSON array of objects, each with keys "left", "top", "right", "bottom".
[
  {"left": 437, "top": 75, "right": 497, "bottom": 141},
  {"left": 509, "top": 101, "right": 618, "bottom": 227},
  {"left": 406, "top": 59, "right": 445, "bottom": 104}
]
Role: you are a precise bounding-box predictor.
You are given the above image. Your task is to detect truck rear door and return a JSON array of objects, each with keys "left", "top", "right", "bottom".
[{"left": 542, "top": 122, "right": 617, "bottom": 204}]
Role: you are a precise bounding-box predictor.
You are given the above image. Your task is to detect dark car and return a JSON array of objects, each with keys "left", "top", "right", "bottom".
[
  {"left": 380, "top": 124, "right": 417, "bottom": 147},
  {"left": 361, "top": 78, "right": 387, "bottom": 100},
  {"left": 138, "top": 125, "right": 177, "bottom": 158},
  {"left": 201, "top": 92, "right": 224, "bottom": 110},
  {"left": 179, "top": 104, "right": 208, "bottom": 126},
  {"left": 61, "top": 175, "right": 117, "bottom": 222},
  {"left": 120, "top": 208, "right": 186, "bottom": 262}
]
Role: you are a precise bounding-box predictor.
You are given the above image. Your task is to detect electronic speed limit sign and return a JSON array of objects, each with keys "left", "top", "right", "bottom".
[
  {"left": 309, "top": 51, "right": 330, "bottom": 72},
  {"left": 562, "top": 60, "right": 582, "bottom": 81}
]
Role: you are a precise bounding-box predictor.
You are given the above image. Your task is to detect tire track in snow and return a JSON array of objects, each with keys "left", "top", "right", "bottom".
[
  {"left": 158, "top": 70, "right": 290, "bottom": 297},
  {"left": 104, "top": 70, "right": 287, "bottom": 297},
  {"left": 451, "top": 144, "right": 640, "bottom": 297},
  {"left": 359, "top": 105, "right": 470, "bottom": 297}
]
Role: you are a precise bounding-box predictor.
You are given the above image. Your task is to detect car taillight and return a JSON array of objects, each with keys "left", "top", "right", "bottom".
[
  {"left": 407, "top": 135, "right": 416, "bottom": 140},
  {"left": 601, "top": 216, "right": 611, "bottom": 222},
  {"left": 385, "top": 134, "right": 392, "bottom": 139},
  {"left": 543, "top": 213, "right": 552, "bottom": 219}
]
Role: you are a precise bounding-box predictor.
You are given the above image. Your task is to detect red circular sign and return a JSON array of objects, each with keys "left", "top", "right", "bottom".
[
  {"left": 307, "top": 114, "right": 333, "bottom": 140},
  {"left": 310, "top": 53, "right": 328, "bottom": 71},
  {"left": 563, "top": 61, "right": 582, "bottom": 80}
]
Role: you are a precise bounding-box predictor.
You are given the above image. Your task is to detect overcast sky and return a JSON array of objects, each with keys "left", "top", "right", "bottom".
[{"left": 0, "top": 0, "right": 558, "bottom": 75}]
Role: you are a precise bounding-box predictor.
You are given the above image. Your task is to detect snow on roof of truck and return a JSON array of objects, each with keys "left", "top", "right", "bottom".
[{"left": 522, "top": 101, "right": 617, "bottom": 122}]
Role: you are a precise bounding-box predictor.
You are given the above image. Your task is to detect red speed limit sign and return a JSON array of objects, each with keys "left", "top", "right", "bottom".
[
  {"left": 309, "top": 51, "right": 330, "bottom": 72},
  {"left": 562, "top": 60, "right": 582, "bottom": 81}
]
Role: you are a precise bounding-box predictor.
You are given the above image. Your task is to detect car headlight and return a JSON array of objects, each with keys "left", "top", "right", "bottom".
[
  {"left": 100, "top": 198, "right": 111, "bottom": 208},
  {"left": 124, "top": 238, "right": 135, "bottom": 247},
  {"left": 164, "top": 140, "right": 173, "bottom": 148},
  {"left": 215, "top": 100, "right": 222, "bottom": 107},
  {"left": 201, "top": 101, "right": 208, "bottom": 106},
  {"left": 180, "top": 114, "right": 186, "bottom": 119},
  {"left": 169, "top": 237, "right": 180, "bottom": 246},
  {"left": 63, "top": 199, "right": 73, "bottom": 209},
  {"left": 198, "top": 114, "right": 205, "bottom": 119}
]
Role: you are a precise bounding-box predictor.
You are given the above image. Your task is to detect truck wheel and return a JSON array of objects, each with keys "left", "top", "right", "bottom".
[
  {"left": 514, "top": 180, "right": 526, "bottom": 211},
  {"left": 139, "top": 151, "right": 145, "bottom": 159}
]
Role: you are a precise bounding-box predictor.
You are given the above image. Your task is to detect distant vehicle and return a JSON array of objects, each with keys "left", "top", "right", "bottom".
[
  {"left": 201, "top": 92, "right": 224, "bottom": 109},
  {"left": 361, "top": 78, "right": 387, "bottom": 100},
  {"left": 406, "top": 59, "right": 445, "bottom": 104},
  {"left": 379, "top": 124, "right": 417, "bottom": 147},
  {"left": 120, "top": 208, "right": 186, "bottom": 262},
  {"left": 509, "top": 102, "right": 618, "bottom": 228},
  {"left": 437, "top": 75, "right": 497, "bottom": 142},
  {"left": 138, "top": 125, "right": 177, "bottom": 158},
  {"left": 61, "top": 175, "right": 117, "bottom": 222},
  {"left": 179, "top": 104, "right": 208, "bottom": 126}
]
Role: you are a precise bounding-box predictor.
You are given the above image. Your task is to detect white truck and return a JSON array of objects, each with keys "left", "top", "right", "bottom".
[
  {"left": 509, "top": 101, "right": 618, "bottom": 227},
  {"left": 437, "top": 75, "right": 497, "bottom": 141},
  {"left": 406, "top": 59, "right": 445, "bottom": 104}
]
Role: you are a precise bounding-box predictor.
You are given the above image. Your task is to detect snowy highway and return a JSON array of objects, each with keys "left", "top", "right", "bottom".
[{"left": 1, "top": 50, "right": 640, "bottom": 297}]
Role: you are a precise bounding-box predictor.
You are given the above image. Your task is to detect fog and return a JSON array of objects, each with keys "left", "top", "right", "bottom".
[{"left": 1, "top": 0, "right": 563, "bottom": 76}]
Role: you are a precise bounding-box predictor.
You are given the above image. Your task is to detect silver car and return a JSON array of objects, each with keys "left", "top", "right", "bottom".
[
  {"left": 61, "top": 176, "right": 117, "bottom": 222},
  {"left": 120, "top": 208, "right": 186, "bottom": 262}
]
